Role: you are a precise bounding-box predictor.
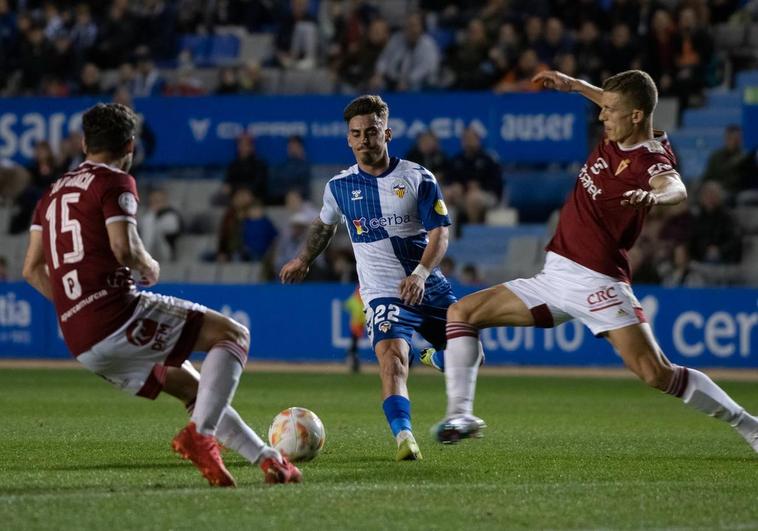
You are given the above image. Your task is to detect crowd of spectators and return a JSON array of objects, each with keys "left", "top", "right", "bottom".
[{"left": 1, "top": 0, "right": 756, "bottom": 107}]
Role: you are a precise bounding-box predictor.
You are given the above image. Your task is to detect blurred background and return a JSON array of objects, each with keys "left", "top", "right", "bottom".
[{"left": 0, "top": 0, "right": 757, "bottom": 366}]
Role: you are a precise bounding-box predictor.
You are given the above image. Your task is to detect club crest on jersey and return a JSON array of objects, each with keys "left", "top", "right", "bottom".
[
  {"left": 351, "top": 189, "right": 363, "bottom": 201},
  {"left": 352, "top": 217, "right": 368, "bottom": 235},
  {"left": 378, "top": 321, "right": 392, "bottom": 333},
  {"left": 434, "top": 199, "right": 448, "bottom": 215},
  {"left": 126, "top": 318, "right": 171, "bottom": 350},
  {"left": 392, "top": 181, "right": 406, "bottom": 198},
  {"left": 615, "top": 159, "right": 630, "bottom": 176}
]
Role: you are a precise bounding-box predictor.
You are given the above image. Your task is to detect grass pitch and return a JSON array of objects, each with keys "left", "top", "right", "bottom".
[{"left": 1, "top": 368, "right": 757, "bottom": 530}]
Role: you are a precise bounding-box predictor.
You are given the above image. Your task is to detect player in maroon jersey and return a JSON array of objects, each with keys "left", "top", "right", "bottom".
[
  {"left": 22, "top": 103, "right": 301, "bottom": 486},
  {"left": 432, "top": 70, "right": 758, "bottom": 453}
]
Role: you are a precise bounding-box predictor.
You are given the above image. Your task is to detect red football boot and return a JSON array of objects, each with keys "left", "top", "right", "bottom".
[
  {"left": 172, "top": 422, "right": 236, "bottom": 487},
  {"left": 259, "top": 455, "right": 303, "bottom": 484}
]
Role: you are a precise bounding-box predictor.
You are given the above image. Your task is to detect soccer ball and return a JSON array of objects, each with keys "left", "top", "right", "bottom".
[{"left": 268, "top": 407, "right": 326, "bottom": 462}]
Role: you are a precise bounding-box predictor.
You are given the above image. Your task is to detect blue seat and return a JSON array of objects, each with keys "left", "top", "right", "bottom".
[
  {"left": 707, "top": 90, "right": 742, "bottom": 108},
  {"left": 179, "top": 34, "right": 210, "bottom": 64},
  {"left": 208, "top": 34, "right": 240, "bottom": 65},
  {"left": 736, "top": 70, "right": 758, "bottom": 92},
  {"left": 681, "top": 108, "right": 742, "bottom": 128}
]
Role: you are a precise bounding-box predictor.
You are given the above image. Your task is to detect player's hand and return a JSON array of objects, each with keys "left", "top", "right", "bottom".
[
  {"left": 280, "top": 256, "right": 310, "bottom": 284},
  {"left": 532, "top": 70, "right": 575, "bottom": 92},
  {"left": 399, "top": 274, "right": 425, "bottom": 306},
  {"left": 139, "top": 257, "right": 160, "bottom": 287},
  {"left": 621, "top": 189, "right": 658, "bottom": 208}
]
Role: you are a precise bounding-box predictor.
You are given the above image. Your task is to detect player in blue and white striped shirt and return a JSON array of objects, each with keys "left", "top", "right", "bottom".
[{"left": 280, "top": 95, "right": 457, "bottom": 461}]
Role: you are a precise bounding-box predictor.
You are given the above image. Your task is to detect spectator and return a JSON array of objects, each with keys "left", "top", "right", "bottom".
[
  {"left": 140, "top": 188, "right": 183, "bottom": 263},
  {"left": 111, "top": 62, "right": 136, "bottom": 95},
  {"left": 372, "top": 12, "right": 440, "bottom": 92},
  {"left": 112, "top": 88, "right": 156, "bottom": 168},
  {"left": 19, "top": 22, "right": 54, "bottom": 94},
  {"left": 217, "top": 187, "right": 255, "bottom": 262},
  {"left": 284, "top": 189, "right": 318, "bottom": 220},
  {"left": 602, "top": 23, "right": 640, "bottom": 79},
  {"left": 76, "top": 62, "right": 103, "bottom": 96},
  {"left": 447, "top": 18, "right": 494, "bottom": 90},
  {"left": 48, "top": 34, "right": 76, "bottom": 85},
  {"left": 404, "top": 130, "right": 448, "bottom": 181},
  {"left": 221, "top": 134, "right": 268, "bottom": 204},
  {"left": 132, "top": 46, "right": 165, "bottom": 96},
  {"left": 574, "top": 20, "right": 604, "bottom": 85},
  {"left": 494, "top": 48, "right": 547, "bottom": 93},
  {"left": 216, "top": 66, "right": 240, "bottom": 94},
  {"left": 672, "top": 6, "right": 713, "bottom": 108},
  {"left": 274, "top": 0, "right": 319, "bottom": 70},
  {"left": 269, "top": 135, "right": 312, "bottom": 204},
  {"left": 238, "top": 60, "right": 264, "bottom": 93},
  {"left": 28, "top": 140, "right": 59, "bottom": 189},
  {"left": 96, "top": 0, "right": 137, "bottom": 68},
  {"left": 628, "top": 241, "right": 661, "bottom": 284},
  {"left": 164, "top": 64, "right": 206, "bottom": 96},
  {"left": 0, "top": 158, "right": 29, "bottom": 205},
  {"left": 701, "top": 125, "right": 750, "bottom": 198},
  {"left": 689, "top": 181, "right": 742, "bottom": 264},
  {"left": 660, "top": 244, "right": 706, "bottom": 287},
  {"left": 58, "top": 131, "right": 84, "bottom": 171},
  {"left": 535, "top": 17, "right": 573, "bottom": 66},
  {"left": 439, "top": 255, "right": 456, "bottom": 279},
  {"left": 274, "top": 210, "right": 328, "bottom": 277},
  {"left": 337, "top": 17, "right": 389, "bottom": 93},
  {"left": 445, "top": 127, "right": 503, "bottom": 224},
  {"left": 0, "top": 256, "right": 7, "bottom": 281},
  {"left": 70, "top": 3, "right": 98, "bottom": 61},
  {"left": 460, "top": 263, "right": 483, "bottom": 285},
  {"left": 644, "top": 9, "right": 676, "bottom": 95},
  {"left": 242, "top": 196, "right": 278, "bottom": 264},
  {"left": 488, "top": 22, "right": 521, "bottom": 81}
]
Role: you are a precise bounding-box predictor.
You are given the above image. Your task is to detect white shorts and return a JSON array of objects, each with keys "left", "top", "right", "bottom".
[
  {"left": 77, "top": 291, "right": 207, "bottom": 399},
  {"left": 505, "top": 252, "right": 646, "bottom": 336}
]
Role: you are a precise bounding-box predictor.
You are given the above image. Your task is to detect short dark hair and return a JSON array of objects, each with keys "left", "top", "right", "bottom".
[
  {"left": 81, "top": 103, "right": 138, "bottom": 155},
  {"left": 343, "top": 95, "right": 389, "bottom": 123},
  {"left": 602, "top": 70, "right": 658, "bottom": 117}
]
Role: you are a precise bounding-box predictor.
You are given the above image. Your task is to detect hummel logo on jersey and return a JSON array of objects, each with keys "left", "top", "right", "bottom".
[
  {"left": 615, "top": 159, "right": 630, "bottom": 176},
  {"left": 351, "top": 190, "right": 363, "bottom": 201},
  {"left": 353, "top": 217, "right": 367, "bottom": 235}
]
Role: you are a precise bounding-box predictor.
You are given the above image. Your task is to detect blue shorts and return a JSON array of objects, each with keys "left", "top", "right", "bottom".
[{"left": 365, "top": 290, "right": 456, "bottom": 350}]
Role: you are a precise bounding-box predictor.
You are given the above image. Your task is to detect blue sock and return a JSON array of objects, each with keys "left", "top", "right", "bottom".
[
  {"left": 432, "top": 350, "right": 445, "bottom": 372},
  {"left": 382, "top": 395, "right": 412, "bottom": 436}
]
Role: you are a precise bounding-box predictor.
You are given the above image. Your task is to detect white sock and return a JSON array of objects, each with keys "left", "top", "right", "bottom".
[
  {"left": 444, "top": 322, "right": 482, "bottom": 418},
  {"left": 191, "top": 341, "right": 246, "bottom": 435},
  {"left": 396, "top": 429, "right": 414, "bottom": 444},
  {"left": 669, "top": 367, "right": 745, "bottom": 425},
  {"left": 215, "top": 406, "right": 268, "bottom": 464}
]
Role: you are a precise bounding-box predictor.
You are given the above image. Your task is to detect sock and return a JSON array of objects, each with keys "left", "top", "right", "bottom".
[
  {"left": 382, "top": 395, "right": 412, "bottom": 437},
  {"left": 191, "top": 341, "right": 247, "bottom": 435},
  {"left": 667, "top": 366, "right": 745, "bottom": 425},
  {"left": 444, "top": 322, "right": 482, "bottom": 418},
  {"left": 432, "top": 350, "right": 445, "bottom": 372},
  {"left": 186, "top": 401, "right": 277, "bottom": 464}
]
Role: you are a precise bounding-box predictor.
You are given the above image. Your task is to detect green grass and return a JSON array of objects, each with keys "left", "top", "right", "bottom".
[{"left": 1, "top": 368, "right": 757, "bottom": 530}]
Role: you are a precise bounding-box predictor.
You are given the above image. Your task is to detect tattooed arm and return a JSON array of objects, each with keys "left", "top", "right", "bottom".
[{"left": 279, "top": 218, "right": 338, "bottom": 283}]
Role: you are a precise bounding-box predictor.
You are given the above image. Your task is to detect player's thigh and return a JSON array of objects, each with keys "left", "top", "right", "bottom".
[
  {"left": 192, "top": 309, "right": 250, "bottom": 353},
  {"left": 448, "top": 284, "right": 535, "bottom": 328},
  {"left": 605, "top": 322, "right": 673, "bottom": 388}
]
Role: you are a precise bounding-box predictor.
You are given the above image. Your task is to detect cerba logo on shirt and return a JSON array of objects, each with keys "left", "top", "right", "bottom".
[{"left": 352, "top": 213, "right": 412, "bottom": 235}]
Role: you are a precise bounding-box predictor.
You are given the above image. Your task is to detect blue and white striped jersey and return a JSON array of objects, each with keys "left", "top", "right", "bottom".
[{"left": 320, "top": 157, "right": 452, "bottom": 304}]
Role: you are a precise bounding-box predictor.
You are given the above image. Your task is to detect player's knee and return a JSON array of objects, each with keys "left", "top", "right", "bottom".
[
  {"left": 447, "top": 301, "right": 473, "bottom": 324},
  {"left": 219, "top": 318, "right": 250, "bottom": 354}
]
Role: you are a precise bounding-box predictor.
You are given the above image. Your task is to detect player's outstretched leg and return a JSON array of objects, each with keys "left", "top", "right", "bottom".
[
  {"left": 169, "top": 359, "right": 303, "bottom": 485},
  {"left": 376, "top": 339, "right": 422, "bottom": 461},
  {"left": 607, "top": 324, "right": 758, "bottom": 453},
  {"left": 172, "top": 312, "right": 250, "bottom": 486}
]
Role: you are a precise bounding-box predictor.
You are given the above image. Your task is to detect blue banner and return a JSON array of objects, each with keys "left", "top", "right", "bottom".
[
  {"left": 0, "top": 93, "right": 587, "bottom": 166},
  {"left": 1, "top": 283, "right": 757, "bottom": 368}
]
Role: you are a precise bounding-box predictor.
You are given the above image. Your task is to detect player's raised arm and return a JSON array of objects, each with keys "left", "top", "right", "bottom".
[
  {"left": 22, "top": 229, "right": 53, "bottom": 300},
  {"left": 532, "top": 70, "right": 604, "bottom": 107},
  {"left": 279, "top": 218, "right": 337, "bottom": 284},
  {"left": 106, "top": 220, "right": 160, "bottom": 287}
]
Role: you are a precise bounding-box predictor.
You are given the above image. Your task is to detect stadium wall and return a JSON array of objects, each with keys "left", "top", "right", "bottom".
[
  {"left": 1, "top": 282, "right": 756, "bottom": 368},
  {"left": 0, "top": 92, "right": 587, "bottom": 166}
]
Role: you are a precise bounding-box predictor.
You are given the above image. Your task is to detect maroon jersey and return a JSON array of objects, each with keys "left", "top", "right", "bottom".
[
  {"left": 547, "top": 133, "right": 677, "bottom": 283},
  {"left": 30, "top": 161, "right": 141, "bottom": 356}
]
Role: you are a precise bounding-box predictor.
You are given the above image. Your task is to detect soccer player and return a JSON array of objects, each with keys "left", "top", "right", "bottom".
[
  {"left": 280, "top": 95, "right": 456, "bottom": 461},
  {"left": 22, "top": 103, "right": 302, "bottom": 486},
  {"left": 433, "top": 70, "right": 758, "bottom": 453}
]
